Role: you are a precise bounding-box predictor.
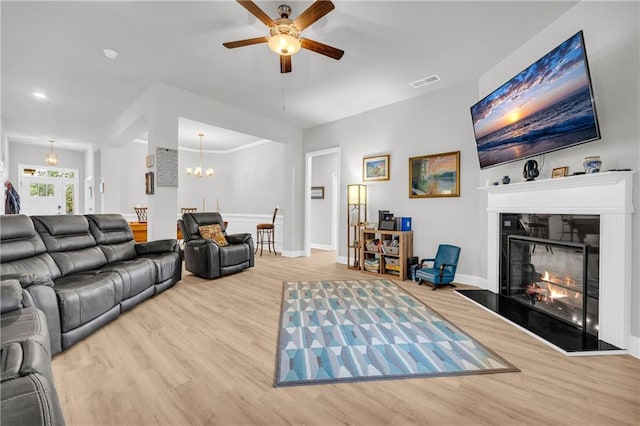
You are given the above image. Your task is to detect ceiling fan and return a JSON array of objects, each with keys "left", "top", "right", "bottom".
[{"left": 223, "top": 0, "right": 344, "bottom": 73}]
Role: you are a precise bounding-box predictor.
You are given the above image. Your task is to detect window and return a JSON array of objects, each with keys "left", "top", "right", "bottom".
[{"left": 30, "top": 183, "right": 55, "bottom": 197}]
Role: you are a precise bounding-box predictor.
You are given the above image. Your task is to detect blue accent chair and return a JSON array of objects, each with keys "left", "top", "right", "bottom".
[{"left": 415, "top": 244, "right": 461, "bottom": 290}]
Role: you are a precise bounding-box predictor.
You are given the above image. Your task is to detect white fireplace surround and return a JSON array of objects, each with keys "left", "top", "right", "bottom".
[{"left": 482, "top": 171, "right": 634, "bottom": 349}]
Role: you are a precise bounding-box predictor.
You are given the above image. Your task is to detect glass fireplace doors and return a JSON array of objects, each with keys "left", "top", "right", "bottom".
[{"left": 507, "top": 236, "right": 598, "bottom": 336}]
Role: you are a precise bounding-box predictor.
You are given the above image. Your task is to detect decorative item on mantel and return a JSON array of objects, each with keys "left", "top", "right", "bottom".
[
  {"left": 522, "top": 159, "right": 539, "bottom": 181},
  {"left": 501, "top": 175, "right": 511, "bottom": 184},
  {"left": 583, "top": 156, "right": 602, "bottom": 174}
]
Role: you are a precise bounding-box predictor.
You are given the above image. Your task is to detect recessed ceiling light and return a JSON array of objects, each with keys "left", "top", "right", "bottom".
[
  {"left": 32, "top": 92, "right": 47, "bottom": 99},
  {"left": 103, "top": 48, "right": 118, "bottom": 59}
]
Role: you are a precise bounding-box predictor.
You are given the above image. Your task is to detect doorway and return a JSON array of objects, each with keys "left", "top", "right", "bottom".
[
  {"left": 18, "top": 164, "right": 79, "bottom": 215},
  {"left": 304, "top": 148, "right": 340, "bottom": 257}
]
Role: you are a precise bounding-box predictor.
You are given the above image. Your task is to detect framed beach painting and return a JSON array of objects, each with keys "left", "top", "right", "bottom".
[
  {"left": 363, "top": 155, "right": 390, "bottom": 182},
  {"left": 409, "top": 151, "right": 460, "bottom": 198}
]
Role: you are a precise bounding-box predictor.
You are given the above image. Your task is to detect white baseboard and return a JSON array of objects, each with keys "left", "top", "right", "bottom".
[
  {"left": 310, "top": 243, "right": 335, "bottom": 251},
  {"left": 627, "top": 335, "right": 640, "bottom": 359},
  {"left": 336, "top": 256, "right": 348, "bottom": 265},
  {"left": 454, "top": 274, "right": 487, "bottom": 288},
  {"left": 280, "top": 250, "right": 305, "bottom": 258}
]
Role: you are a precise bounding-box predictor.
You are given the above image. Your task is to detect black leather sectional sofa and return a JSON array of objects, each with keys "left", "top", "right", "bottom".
[{"left": 0, "top": 213, "right": 182, "bottom": 425}]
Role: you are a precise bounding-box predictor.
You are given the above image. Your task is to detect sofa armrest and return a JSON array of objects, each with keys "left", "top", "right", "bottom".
[
  {"left": 135, "top": 239, "right": 178, "bottom": 255},
  {"left": 0, "top": 273, "right": 54, "bottom": 289},
  {"left": 0, "top": 276, "right": 62, "bottom": 355},
  {"left": 226, "top": 233, "right": 252, "bottom": 245},
  {"left": 184, "top": 239, "right": 221, "bottom": 279},
  {"left": 1, "top": 280, "right": 25, "bottom": 313},
  {"left": 24, "top": 286, "right": 62, "bottom": 355}
]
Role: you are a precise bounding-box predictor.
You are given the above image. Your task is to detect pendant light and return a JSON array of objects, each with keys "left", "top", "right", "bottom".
[
  {"left": 45, "top": 140, "right": 58, "bottom": 166},
  {"left": 186, "top": 133, "right": 214, "bottom": 177}
]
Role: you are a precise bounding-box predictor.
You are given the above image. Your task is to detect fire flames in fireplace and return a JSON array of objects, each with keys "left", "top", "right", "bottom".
[{"left": 540, "top": 271, "right": 581, "bottom": 300}]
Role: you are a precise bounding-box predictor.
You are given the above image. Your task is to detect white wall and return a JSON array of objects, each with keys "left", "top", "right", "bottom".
[
  {"left": 120, "top": 142, "right": 148, "bottom": 214},
  {"left": 311, "top": 152, "right": 338, "bottom": 248},
  {"left": 304, "top": 81, "right": 482, "bottom": 276},
  {"left": 219, "top": 141, "right": 285, "bottom": 215}
]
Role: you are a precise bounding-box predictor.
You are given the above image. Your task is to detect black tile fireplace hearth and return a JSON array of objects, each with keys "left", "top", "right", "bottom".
[{"left": 456, "top": 289, "right": 620, "bottom": 353}]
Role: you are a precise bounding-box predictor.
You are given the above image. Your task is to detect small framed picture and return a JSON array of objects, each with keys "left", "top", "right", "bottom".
[
  {"left": 311, "top": 186, "right": 325, "bottom": 199},
  {"left": 145, "top": 172, "right": 154, "bottom": 195},
  {"left": 363, "top": 154, "right": 390, "bottom": 182},
  {"left": 552, "top": 166, "right": 569, "bottom": 178}
]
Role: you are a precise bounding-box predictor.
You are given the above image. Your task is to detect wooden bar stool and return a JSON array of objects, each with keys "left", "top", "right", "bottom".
[
  {"left": 256, "top": 207, "right": 278, "bottom": 256},
  {"left": 133, "top": 207, "right": 147, "bottom": 222}
]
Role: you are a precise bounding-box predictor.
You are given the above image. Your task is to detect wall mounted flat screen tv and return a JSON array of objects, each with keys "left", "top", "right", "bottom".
[{"left": 470, "top": 31, "right": 600, "bottom": 169}]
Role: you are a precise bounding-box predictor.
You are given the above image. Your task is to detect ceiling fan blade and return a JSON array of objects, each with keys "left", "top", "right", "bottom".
[
  {"left": 293, "top": 1, "right": 335, "bottom": 31},
  {"left": 280, "top": 55, "right": 292, "bottom": 74},
  {"left": 236, "top": 0, "right": 274, "bottom": 27},
  {"left": 301, "top": 38, "right": 344, "bottom": 60},
  {"left": 223, "top": 36, "right": 269, "bottom": 49}
]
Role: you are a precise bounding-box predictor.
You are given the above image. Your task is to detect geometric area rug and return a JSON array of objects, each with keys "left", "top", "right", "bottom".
[{"left": 274, "top": 279, "right": 519, "bottom": 387}]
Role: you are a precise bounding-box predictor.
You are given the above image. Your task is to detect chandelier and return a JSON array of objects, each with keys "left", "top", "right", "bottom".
[
  {"left": 186, "top": 133, "right": 214, "bottom": 177},
  {"left": 45, "top": 140, "right": 58, "bottom": 166}
]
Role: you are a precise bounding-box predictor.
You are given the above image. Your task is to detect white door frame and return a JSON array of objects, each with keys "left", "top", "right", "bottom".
[{"left": 304, "top": 147, "right": 340, "bottom": 257}]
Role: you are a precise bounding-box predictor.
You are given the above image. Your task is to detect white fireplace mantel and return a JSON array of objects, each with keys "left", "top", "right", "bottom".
[{"left": 480, "top": 171, "right": 635, "bottom": 349}]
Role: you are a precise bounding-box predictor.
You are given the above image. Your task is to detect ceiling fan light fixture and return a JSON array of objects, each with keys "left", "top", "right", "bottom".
[{"left": 268, "top": 25, "right": 301, "bottom": 56}]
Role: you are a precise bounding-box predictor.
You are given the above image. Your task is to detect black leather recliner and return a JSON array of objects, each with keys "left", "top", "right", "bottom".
[{"left": 179, "top": 212, "right": 254, "bottom": 279}]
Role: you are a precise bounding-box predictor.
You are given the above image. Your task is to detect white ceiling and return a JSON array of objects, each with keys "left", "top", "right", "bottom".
[{"left": 1, "top": 1, "right": 577, "bottom": 152}]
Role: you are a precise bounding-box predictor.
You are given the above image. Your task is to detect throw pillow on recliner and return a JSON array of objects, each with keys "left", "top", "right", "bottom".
[{"left": 198, "top": 224, "right": 229, "bottom": 247}]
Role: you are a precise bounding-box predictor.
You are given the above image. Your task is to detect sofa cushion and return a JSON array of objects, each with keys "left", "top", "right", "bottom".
[
  {"left": 220, "top": 244, "right": 249, "bottom": 267},
  {"left": 0, "top": 215, "right": 48, "bottom": 263},
  {"left": 53, "top": 272, "right": 123, "bottom": 332},
  {"left": 86, "top": 214, "right": 137, "bottom": 262},
  {"left": 0, "top": 215, "right": 62, "bottom": 280},
  {"left": 199, "top": 224, "right": 229, "bottom": 246},
  {"left": 137, "top": 252, "right": 181, "bottom": 282},
  {"left": 32, "top": 216, "right": 107, "bottom": 275},
  {"left": 100, "top": 258, "right": 157, "bottom": 300}
]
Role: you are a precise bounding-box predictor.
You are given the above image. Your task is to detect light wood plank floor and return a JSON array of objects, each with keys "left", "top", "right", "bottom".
[{"left": 52, "top": 250, "right": 639, "bottom": 425}]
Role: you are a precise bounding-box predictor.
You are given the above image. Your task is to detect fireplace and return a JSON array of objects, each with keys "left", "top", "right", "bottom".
[
  {"left": 504, "top": 230, "right": 598, "bottom": 336},
  {"left": 470, "top": 172, "right": 634, "bottom": 353}
]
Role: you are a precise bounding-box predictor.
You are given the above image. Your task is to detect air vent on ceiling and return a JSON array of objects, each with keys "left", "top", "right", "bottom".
[{"left": 409, "top": 74, "right": 441, "bottom": 89}]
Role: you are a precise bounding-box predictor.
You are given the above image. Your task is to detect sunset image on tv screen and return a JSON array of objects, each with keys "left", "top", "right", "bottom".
[{"left": 470, "top": 31, "right": 600, "bottom": 169}]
